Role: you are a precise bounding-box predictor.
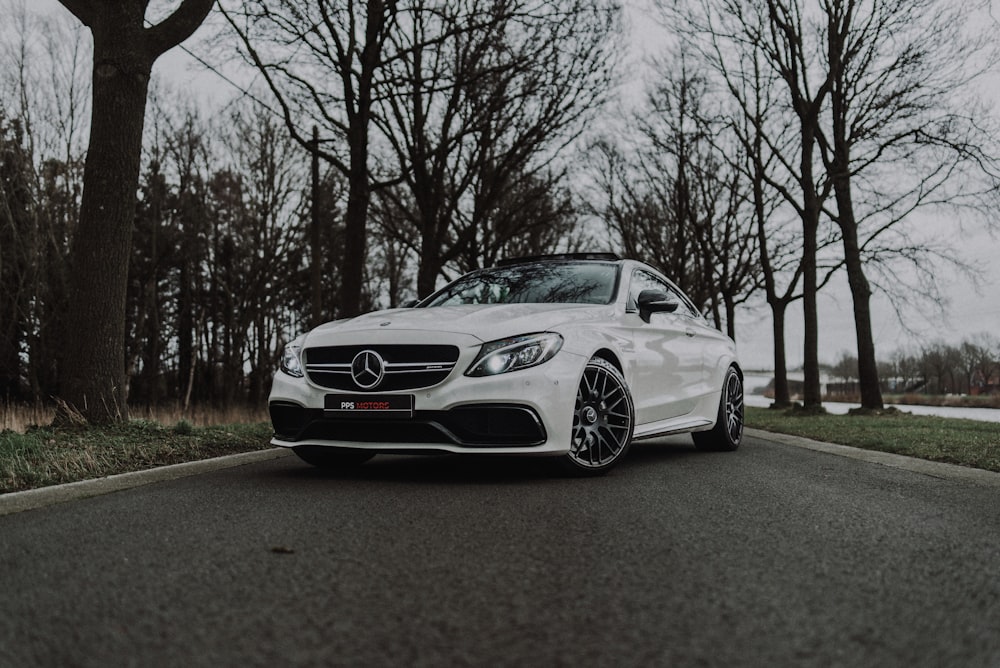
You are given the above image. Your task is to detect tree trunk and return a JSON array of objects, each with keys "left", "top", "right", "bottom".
[
  {"left": 59, "top": 36, "right": 152, "bottom": 423},
  {"left": 724, "top": 294, "right": 736, "bottom": 340},
  {"left": 341, "top": 164, "right": 369, "bottom": 318},
  {"left": 837, "top": 197, "right": 884, "bottom": 409},
  {"left": 770, "top": 299, "right": 792, "bottom": 408},
  {"left": 749, "top": 118, "right": 795, "bottom": 409},
  {"left": 55, "top": 0, "right": 215, "bottom": 423},
  {"left": 338, "top": 116, "right": 372, "bottom": 318},
  {"left": 800, "top": 216, "right": 821, "bottom": 409},
  {"left": 827, "top": 9, "right": 884, "bottom": 411},
  {"left": 416, "top": 227, "right": 442, "bottom": 298},
  {"left": 309, "top": 126, "right": 324, "bottom": 327},
  {"left": 799, "top": 126, "right": 823, "bottom": 410}
]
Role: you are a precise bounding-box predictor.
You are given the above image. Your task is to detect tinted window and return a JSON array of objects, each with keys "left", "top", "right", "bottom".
[{"left": 423, "top": 262, "right": 619, "bottom": 307}]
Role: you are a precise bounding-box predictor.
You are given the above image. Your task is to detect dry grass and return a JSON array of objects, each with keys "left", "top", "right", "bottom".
[
  {"left": 0, "top": 403, "right": 51, "bottom": 433},
  {"left": 1, "top": 401, "right": 268, "bottom": 434},
  {"left": 2, "top": 402, "right": 273, "bottom": 493},
  {"left": 1, "top": 420, "right": 272, "bottom": 494}
]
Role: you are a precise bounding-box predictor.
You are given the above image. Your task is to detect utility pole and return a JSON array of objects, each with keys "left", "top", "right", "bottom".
[{"left": 310, "top": 125, "right": 322, "bottom": 328}]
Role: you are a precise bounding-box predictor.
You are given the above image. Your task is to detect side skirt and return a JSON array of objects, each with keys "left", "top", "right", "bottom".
[{"left": 632, "top": 417, "right": 713, "bottom": 442}]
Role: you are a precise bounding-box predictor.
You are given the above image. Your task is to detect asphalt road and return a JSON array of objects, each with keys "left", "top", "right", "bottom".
[{"left": 2, "top": 433, "right": 999, "bottom": 667}]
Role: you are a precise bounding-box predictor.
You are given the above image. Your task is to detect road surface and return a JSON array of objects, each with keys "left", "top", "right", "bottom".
[{"left": 2, "top": 433, "right": 999, "bottom": 667}]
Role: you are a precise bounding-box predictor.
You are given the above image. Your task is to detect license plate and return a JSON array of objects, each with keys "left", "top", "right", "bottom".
[{"left": 324, "top": 394, "right": 414, "bottom": 419}]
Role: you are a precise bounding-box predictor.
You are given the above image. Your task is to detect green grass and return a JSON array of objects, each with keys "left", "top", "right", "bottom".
[
  {"left": 747, "top": 406, "right": 1000, "bottom": 473},
  {"left": 0, "top": 420, "right": 272, "bottom": 494}
]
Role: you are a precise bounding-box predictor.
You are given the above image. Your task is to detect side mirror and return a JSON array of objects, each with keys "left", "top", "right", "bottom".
[{"left": 637, "top": 289, "right": 679, "bottom": 323}]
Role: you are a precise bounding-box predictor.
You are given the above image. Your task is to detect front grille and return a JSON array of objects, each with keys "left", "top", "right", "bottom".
[{"left": 304, "top": 344, "right": 460, "bottom": 392}]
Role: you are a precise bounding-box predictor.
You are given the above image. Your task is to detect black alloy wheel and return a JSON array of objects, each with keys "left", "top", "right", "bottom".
[
  {"left": 693, "top": 365, "right": 744, "bottom": 451},
  {"left": 559, "top": 357, "right": 635, "bottom": 475}
]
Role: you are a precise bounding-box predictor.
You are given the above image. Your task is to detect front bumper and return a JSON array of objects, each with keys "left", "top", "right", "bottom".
[
  {"left": 271, "top": 403, "right": 547, "bottom": 447},
  {"left": 268, "top": 343, "right": 584, "bottom": 456}
]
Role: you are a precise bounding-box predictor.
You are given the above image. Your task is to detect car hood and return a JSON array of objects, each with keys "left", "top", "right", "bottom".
[{"left": 306, "top": 303, "right": 615, "bottom": 345}]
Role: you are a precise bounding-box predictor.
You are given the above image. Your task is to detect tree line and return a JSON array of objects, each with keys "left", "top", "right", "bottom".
[
  {"left": 1, "top": 0, "right": 999, "bottom": 421},
  {"left": 831, "top": 335, "right": 1000, "bottom": 397}
]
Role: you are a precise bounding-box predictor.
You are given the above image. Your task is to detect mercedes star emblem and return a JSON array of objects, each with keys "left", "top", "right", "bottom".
[{"left": 351, "top": 350, "right": 385, "bottom": 389}]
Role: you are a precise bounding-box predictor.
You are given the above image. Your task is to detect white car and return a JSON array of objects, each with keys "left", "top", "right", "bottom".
[{"left": 269, "top": 254, "right": 744, "bottom": 475}]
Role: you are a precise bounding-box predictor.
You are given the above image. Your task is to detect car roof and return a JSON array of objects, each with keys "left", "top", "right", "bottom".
[
  {"left": 492, "top": 254, "right": 667, "bottom": 280},
  {"left": 494, "top": 253, "right": 622, "bottom": 267},
  {"left": 490, "top": 254, "right": 673, "bottom": 285}
]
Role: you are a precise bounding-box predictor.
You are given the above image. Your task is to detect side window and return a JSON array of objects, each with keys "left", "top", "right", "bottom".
[{"left": 627, "top": 270, "right": 698, "bottom": 318}]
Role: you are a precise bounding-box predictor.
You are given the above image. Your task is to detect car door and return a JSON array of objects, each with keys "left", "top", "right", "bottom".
[{"left": 625, "top": 270, "right": 706, "bottom": 424}]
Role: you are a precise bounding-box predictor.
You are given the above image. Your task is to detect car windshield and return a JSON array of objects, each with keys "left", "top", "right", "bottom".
[{"left": 422, "top": 262, "right": 619, "bottom": 307}]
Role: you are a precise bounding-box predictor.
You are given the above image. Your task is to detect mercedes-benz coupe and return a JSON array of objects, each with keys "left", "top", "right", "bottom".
[{"left": 269, "top": 254, "right": 744, "bottom": 475}]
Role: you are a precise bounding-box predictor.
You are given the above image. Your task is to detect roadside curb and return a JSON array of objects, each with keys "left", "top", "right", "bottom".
[
  {"left": 0, "top": 448, "right": 294, "bottom": 517},
  {"left": 746, "top": 427, "right": 1000, "bottom": 488}
]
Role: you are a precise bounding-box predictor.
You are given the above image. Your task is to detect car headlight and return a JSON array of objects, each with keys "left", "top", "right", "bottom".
[
  {"left": 466, "top": 333, "right": 563, "bottom": 377},
  {"left": 280, "top": 344, "right": 304, "bottom": 378}
]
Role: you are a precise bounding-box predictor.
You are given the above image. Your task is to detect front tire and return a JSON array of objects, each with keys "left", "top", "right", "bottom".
[
  {"left": 293, "top": 446, "right": 375, "bottom": 469},
  {"left": 556, "top": 357, "right": 635, "bottom": 476},
  {"left": 693, "top": 365, "right": 744, "bottom": 451}
]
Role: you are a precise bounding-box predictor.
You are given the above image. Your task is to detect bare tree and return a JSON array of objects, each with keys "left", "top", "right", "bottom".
[
  {"left": 587, "top": 54, "right": 758, "bottom": 336},
  {"left": 708, "top": 41, "right": 796, "bottom": 404},
  {"left": 126, "top": 94, "right": 316, "bottom": 410},
  {"left": 219, "top": 0, "right": 402, "bottom": 321},
  {"left": 672, "top": 0, "right": 836, "bottom": 409},
  {"left": 127, "top": 117, "right": 172, "bottom": 409},
  {"left": 1, "top": 3, "right": 89, "bottom": 403},
  {"left": 959, "top": 334, "right": 1000, "bottom": 395},
  {"left": 217, "top": 105, "right": 309, "bottom": 405},
  {"left": 675, "top": 0, "right": 1000, "bottom": 411},
  {"left": 710, "top": 30, "right": 842, "bottom": 405},
  {"left": 888, "top": 347, "right": 923, "bottom": 394},
  {"left": 817, "top": 0, "right": 1000, "bottom": 410},
  {"left": 459, "top": 171, "right": 582, "bottom": 272},
  {"left": 920, "top": 342, "right": 963, "bottom": 395},
  {"left": 54, "top": 0, "right": 216, "bottom": 423},
  {"left": 373, "top": 0, "right": 620, "bottom": 295},
  {"left": 0, "top": 112, "right": 34, "bottom": 399}
]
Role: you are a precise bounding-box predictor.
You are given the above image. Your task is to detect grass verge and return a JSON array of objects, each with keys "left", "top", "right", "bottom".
[
  {"left": 747, "top": 406, "right": 1000, "bottom": 473},
  {"left": 1, "top": 420, "right": 272, "bottom": 495}
]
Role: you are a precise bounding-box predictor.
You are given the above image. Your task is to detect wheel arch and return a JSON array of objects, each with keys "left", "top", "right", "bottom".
[
  {"left": 706, "top": 347, "right": 742, "bottom": 387},
  {"left": 591, "top": 348, "right": 624, "bottom": 375}
]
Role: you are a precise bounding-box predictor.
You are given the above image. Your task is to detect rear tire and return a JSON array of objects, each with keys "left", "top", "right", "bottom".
[
  {"left": 555, "top": 357, "right": 635, "bottom": 476},
  {"left": 293, "top": 446, "right": 375, "bottom": 468},
  {"left": 693, "top": 366, "right": 743, "bottom": 452}
]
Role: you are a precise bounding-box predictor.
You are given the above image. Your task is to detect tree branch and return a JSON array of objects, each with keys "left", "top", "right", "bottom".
[
  {"left": 55, "top": 0, "right": 98, "bottom": 28},
  {"left": 145, "top": 0, "right": 216, "bottom": 59}
]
